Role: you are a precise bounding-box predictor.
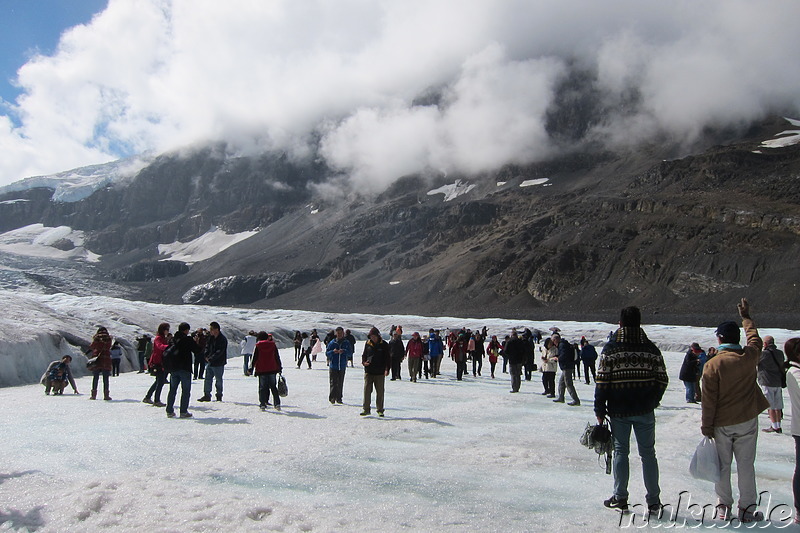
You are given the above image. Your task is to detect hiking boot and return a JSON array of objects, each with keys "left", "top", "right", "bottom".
[
  {"left": 90, "top": 389, "right": 97, "bottom": 400},
  {"left": 215, "top": 395, "right": 223, "bottom": 402},
  {"left": 715, "top": 504, "right": 731, "bottom": 521},
  {"left": 197, "top": 395, "right": 211, "bottom": 402},
  {"left": 648, "top": 502, "right": 663, "bottom": 517},
  {"left": 153, "top": 401, "right": 166, "bottom": 407},
  {"left": 377, "top": 411, "right": 384, "bottom": 417},
  {"left": 360, "top": 411, "right": 370, "bottom": 416},
  {"left": 567, "top": 400, "right": 581, "bottom": 406},
  {"left": 103, "top": 390, "right": 112, "bottom": 401},
  {"left": 142, "top": 397, "right": 153, "bottom": 404},
  {"left": 604, "top": 496, "right": 628, "bottom": 512},
  {"left": 738, "top": 507, "right": 764, "bottom": 523},
  {"left": 553, "top": 398, "right": 565, "bottom": 403},
  {"left": 179, "top": 412, "right": 193, "bottom": 419},
  {"left": 166, "top": 412, "right": 176, "bottom": 418},
  {"left": 260, "top": 404, "right": 267, "bottom": 411},
  {"left": 274, "top": 405, "right": 281, "bottom": 411}
]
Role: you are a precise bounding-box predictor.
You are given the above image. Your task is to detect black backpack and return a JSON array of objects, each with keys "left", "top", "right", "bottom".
[{"left": 162, "top": 342, "right": 178, "bottom": 372}]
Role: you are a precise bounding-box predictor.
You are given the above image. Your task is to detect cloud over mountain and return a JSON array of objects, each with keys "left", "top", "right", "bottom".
[{"left": 1, "top": 0, "right": 799, "bottom": 189}]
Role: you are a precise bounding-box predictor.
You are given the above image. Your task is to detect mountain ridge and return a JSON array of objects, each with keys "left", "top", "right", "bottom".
[{"left": 1, "top": 116, "right": 798, "bottom": 327}]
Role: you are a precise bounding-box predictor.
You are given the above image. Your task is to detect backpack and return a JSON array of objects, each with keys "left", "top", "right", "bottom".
[
  {"left": 765, "top": 346, "right": 787, "bottom": 388},
  {"left": 162, "top": 342, "right": 179, "bottom": 372}
]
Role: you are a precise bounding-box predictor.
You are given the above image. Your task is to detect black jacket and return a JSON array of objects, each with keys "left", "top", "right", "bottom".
[
  {"left": 389, "top": 337, "right": 405, "bottom": 359},
  {"left": 556, "top": 340, "right": 576, "bottom": 370},
  {"left": 204, "top": 332, "right": 228, "bottom": 367},
  {"left": 504, "top": 337, "right": 527, "bottom": 365},
  {"left": 172, "top": 332, "right": 201, "bottom": 373},
  {"left": 363, "top": 338, "right": 391, "bottom": 376},
  {"left": 679, "top": 350, "right": 699, "bottom": 382}
]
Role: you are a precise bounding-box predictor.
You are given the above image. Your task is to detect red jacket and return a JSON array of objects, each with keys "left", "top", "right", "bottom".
[
  {"left": 90, "top": 333, "right": 113, "bottom": 372},
  {"left": 405, "top": 337, "right": 423, "bottom": 358},
  {"left": 252, "top": 340, "right": 282, "bottom": 375},
  {"left": 149, "top": 334, "right": 169, "bottom": 369}
]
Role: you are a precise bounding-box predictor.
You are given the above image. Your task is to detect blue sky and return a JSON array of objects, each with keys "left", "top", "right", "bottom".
[{"left": 0, "top": 0, "right": 107, "bottom": 109}]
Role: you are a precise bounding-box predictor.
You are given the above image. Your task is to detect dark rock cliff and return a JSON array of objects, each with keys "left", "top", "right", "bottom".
[{"left": 1, "top": 118, "right": 798, "bottom": 326}]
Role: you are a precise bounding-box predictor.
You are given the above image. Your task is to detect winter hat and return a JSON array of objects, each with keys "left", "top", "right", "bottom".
[
  {"left": 368, "top": 327, "right": 381, "bottom": 337},
  {"left": 715, "top": 321, "right": 740, "bottom": 344}
]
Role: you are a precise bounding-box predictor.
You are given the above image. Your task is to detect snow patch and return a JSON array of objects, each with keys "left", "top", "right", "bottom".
[
  {"left": 427, "top": 179, "right": 476, "bottom": 202},
  {"left": 389, "top": 281, "right": 401, "bottom": 285},
  {"left": 760, "top": 117, "right": 800, "bottom": 149},
  {"left": 158, "top": 227, "right": 258, "bottom": 264},
  {"left": 0, "top": 155, "right": 153, "bottom": 203},
  {"left": 496, "top": 181, "right": 506, "bottom": 187},
  {"left": 520, "top": 178, "right": 549, "bottom": 187},
  {"left": 0, "top": 224, "right": 100, "bottom": 262}
]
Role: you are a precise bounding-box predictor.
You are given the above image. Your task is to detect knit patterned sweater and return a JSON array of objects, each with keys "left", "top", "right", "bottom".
[{"left": 594, "top": 327, "right": 669, "bottom": 418}]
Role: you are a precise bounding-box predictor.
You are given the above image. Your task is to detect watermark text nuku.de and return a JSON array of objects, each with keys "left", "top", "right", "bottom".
[{"left": 618, "top": 491, "right": 794, "bottom": 529}]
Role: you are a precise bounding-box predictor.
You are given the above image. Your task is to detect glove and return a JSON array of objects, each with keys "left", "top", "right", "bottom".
[{"left": 701, "top": 426, "right": 715, "bottom": 438}]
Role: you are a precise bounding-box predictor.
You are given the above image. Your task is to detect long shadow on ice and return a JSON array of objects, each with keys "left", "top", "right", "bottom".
[
  {"left": 659, "top": 405, "right": 700, "bottom": 411},
  {"left": 274, "top": 410, "right": 326, "bottom": 420},
  {"left": 193, "top": 417, "right": 250, "bottom": 425},
  {"left": 370, "top": 417, "right": 453, "bottom": 427}
]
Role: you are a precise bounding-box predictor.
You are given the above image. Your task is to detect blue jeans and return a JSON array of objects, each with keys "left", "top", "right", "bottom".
[
  {"left": 92, "top": 370, "right": 110, "bottom": 391},
  {"left": 146, "top": 369, "right": 166, "bottom": 401},
  {"left": 167, "top": 370, "right": 192, "bottom": 414},
  {"left": 684, "top": 380, "right": 696, "bottom": 402},
  {"left": 243, "top": 354, "right": 251, "bottom": 374},
  {"left": 610, "top": 411, "right": 660, "bottom": 505},
  {"left": 204, "top": 365, "right": 224, "bottom": 398}
]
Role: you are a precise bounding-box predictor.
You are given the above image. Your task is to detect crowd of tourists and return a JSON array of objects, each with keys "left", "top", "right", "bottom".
[{"left": 38, "top": 299, "right": 800, "bottom": 525}]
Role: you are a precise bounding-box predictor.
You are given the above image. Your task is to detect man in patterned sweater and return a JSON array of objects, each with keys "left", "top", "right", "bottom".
[{"left": 595, "top": 306, "right": 669, "bottom": 514}]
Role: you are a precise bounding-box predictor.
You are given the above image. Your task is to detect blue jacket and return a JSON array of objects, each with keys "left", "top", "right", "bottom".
[
  {"left": 326, "top": 338, "right": 353, "bottom": 370},
  {"left": 428, "top": 333, "right": 444, "bottom": 357},
  {"left": 580, "top": 344, "right": 598, "bottom": 363}
]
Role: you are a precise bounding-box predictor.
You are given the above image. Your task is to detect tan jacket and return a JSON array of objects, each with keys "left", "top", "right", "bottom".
[{"left": 701, "top": 318, "right": 769, "bottom": 432}]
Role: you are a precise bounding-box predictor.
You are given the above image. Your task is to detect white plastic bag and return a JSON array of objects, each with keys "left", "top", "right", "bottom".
[{"left": 689, "top": 437, "right": 720, "bottom": 482}]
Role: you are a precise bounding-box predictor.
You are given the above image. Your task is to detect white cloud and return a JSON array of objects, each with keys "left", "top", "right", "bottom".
[{"left": 1, "top": 0, "right": 799, "bottom": 188}]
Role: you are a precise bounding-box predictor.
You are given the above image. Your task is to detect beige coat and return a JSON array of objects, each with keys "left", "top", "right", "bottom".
[{"left": 701, "top": 318, "right": 769, "bottom": 432}]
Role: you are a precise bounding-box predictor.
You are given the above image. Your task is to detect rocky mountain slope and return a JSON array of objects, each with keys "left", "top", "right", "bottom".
[{"left": 1, "top": 117, "right": 798, "bottom": 327}]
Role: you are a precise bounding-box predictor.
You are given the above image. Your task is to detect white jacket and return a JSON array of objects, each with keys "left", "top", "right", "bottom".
[
  {"left": 787, "top": 362, "right": 800, "bottom": 436},
  {"left": 240, "top": 335, "right": 257, "bottom": 355}
]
